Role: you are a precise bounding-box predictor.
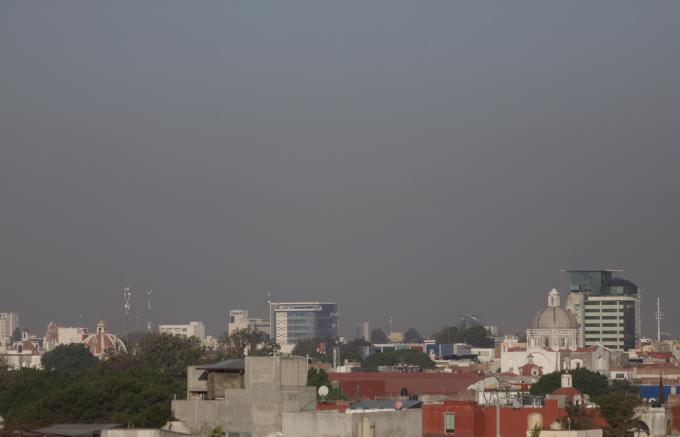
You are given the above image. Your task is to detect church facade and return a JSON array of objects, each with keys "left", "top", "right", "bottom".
[{"left": 501, "top": 288, "right": 611, "bottom": 375}]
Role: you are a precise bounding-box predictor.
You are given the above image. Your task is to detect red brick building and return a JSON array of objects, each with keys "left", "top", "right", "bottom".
[
  {"left": 329, "top": 371, "right": 486, "bottom": 400},
  {"left": 422, "top": 400, "right": 565, "bottom": 437}
]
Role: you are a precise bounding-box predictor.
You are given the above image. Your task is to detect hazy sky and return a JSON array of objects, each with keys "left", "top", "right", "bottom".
[{"left": 2, "top": 1, "right": 679, "bottom": 339}]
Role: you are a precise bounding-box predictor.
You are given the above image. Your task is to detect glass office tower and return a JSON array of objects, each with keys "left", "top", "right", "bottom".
[{"left": 269, "top": 302, "right": 338, "bottom": 351}]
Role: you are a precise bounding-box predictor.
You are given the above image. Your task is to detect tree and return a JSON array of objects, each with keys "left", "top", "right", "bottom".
[
  {"left": 597, "top": 391, "right": 642, "bottom": 437},
  {"left": 220, "top": 328, "right": 279, "bottom": 358},
  {"left": 362, "top": 349, "right": 435, "bottom": 371},
  {"left": 292, "top": 338, "right": 331, "bottom": 362},
  {"left": 530, "top": 368, "right": 610, "bottom": 398},
  {"left": 403, "top": 328, "right": 423, "bottom": 343},
  {"left": 370, "top": 329, "right": 388, "bottom": 344},
  {"left": 341, "top": 339, "right": 371, "bottom": 363},
  {"left": 133, "top": 333, "right": 204, "bottom": 377},
  {"left": 460, "top": 325, "right": 494, "bottom": 347},
  {"left": 656, "top": 374, "right": 666, "bottom": 406},
  {"left": 432, "top": 325, "right": 494, "bottom": 347},
  {"left": 561, "top": 401, "right": 597, "bottom": 430},
  {"left": 41, "top": 344, "right": 98, "bottom": 372},
  {"left": 307, "top": 368, "right": 344, "bottom": 400},
  {"left": 432, "top": 326, "right": 459, "bottom": 344}
]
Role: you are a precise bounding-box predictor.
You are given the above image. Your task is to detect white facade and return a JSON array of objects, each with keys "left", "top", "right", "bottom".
[
  {"left": 0, "top": 313, "right": 19, "bottom": 344},
  {"left": 159, "top": 321, "right": 206, "bottom": 340},
  {"left": 227, "top": 309, "right": 270, "bottom": 336},
  {"left": 501, "top": 289, "right": 611, "bottom": 375},
  {"left": 526, "top": 289, "right": 580, "bottom": 350},
  {"left": 583, "top": 295, "right": 638, "bottom": 350},
  {"left": 58, "top": 327, "right": 86, "bottom": 345}
]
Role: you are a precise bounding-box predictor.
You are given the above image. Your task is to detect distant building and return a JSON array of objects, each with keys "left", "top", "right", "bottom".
[
  {"left": 362, "top": 321, "right": 370, "bottom": 341},
  {"left": 269, "top": 302, "right": 338, "bottom": 353},
  {"left": 43, "top": 322, "right": 88, "bottom": 351},
  {"left": 159, "top": 321, "right": 207, "bottom": 340},
  {"left": 0, "top": 329, "right": 42, "bottom": 369},
  {"left": 564, "top": 269, "right": 641, "bottom": 350},
  {"left": 227, "top": 309, "right": 270, "bottom": 336},
  {"left": 354, "top": 321, "right": 371, "bottom": 341},
  {"left": 0, "top": 312, "right": 19, "bottom": 344},
  {"left": 82, "top": 320, "right": 127, "bottom": 359}
]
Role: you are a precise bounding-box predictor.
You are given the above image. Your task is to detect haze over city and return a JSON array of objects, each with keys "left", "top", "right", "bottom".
[{"left": 2, "top": 1, "right": 679, "bottom": 338}]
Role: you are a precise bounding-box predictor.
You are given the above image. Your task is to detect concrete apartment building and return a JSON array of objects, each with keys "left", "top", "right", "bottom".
[
  {"left": 227, "top": 309, "right": 270, "bottom": 336},
  {"left": 0, "top": 312, "right": 19, "bottom": 344},
  {"left": 158, "top": 321, "right": 206, "bottom": 341},
  {"left": 269, "top": 302, "right": 338, "bottom": 353},
  {"left": 172, "top": 355, "right": 421, "bottom": 437}
]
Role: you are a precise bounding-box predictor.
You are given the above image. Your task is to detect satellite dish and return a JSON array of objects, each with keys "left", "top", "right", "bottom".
[
  {"left": 318, "top": 385, "right": 329, "bottom": 398},
  {"left": 394, "top": 400, "right": 404, "bottom": 410}
]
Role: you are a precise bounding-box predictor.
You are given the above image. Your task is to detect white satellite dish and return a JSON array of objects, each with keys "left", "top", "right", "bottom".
[{"left": 318, "top": 385, "right": 329, "bottom": 398}]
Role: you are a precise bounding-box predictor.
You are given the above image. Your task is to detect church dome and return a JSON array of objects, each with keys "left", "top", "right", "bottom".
[{"left": 531, "top": 288, "right": 579, "bottom": 330}]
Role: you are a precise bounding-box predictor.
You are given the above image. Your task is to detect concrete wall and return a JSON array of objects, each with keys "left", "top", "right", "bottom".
[
  {"left": 208, "top": 373, "right": 244, "bottom": 399},
  {"left": 245, "top": 356, "right": 307, "bottom": 389},
  {"left": 102, "top": 430, "right": 198, "bottom": 437},
  {"left": 282, "top": 409, "right": 422, "bottom": 437},
  {"left": 172, "top": 386, "right": 316, "bottom": 437},
  {"left": 187, "top": 366, "right": 208, "bottom": 398},
  {"left": 539, "top": 430, "right": 602, "bottom": 437}
]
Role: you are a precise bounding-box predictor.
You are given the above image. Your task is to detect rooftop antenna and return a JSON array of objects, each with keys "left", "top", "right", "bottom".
[
  {"left": 388, "top": 316, "right": 394, "bottom": 334},
  {"left": 123, "top": 286, "right": 132, "bottom": 344},
  {"left": 655, "top": 297, "right": 663, "bottom": 342},
  {"left": 146, "top": 289, "right": 153, "bottom": 332}
]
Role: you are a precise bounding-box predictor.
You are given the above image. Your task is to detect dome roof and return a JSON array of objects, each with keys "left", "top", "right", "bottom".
[
  {"left": 531, "top": 288, "right": 579, "bottom": 330},
  {"left": 531, "top": 306, "right": 579, "bottom": 330}
]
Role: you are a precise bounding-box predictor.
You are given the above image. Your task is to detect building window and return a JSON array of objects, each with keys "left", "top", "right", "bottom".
[{"left": 444, "top": 412, "right": 455, "bottom": 433}]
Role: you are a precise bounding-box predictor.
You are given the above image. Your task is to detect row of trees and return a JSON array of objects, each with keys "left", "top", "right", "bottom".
[
  {"left": 0, "top": 327, "right": 280, "bottom": 430},
  {"left": 369, "top": 325, "right": 495, "bottom": 348}
]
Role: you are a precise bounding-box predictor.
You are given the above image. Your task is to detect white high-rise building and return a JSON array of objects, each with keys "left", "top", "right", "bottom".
[
  {"left": 159, "top": 321, "right": 207, "bottom": 340},
  {"left": 227, "top": 309, "right": 271, "bottom": 336},
  {"left": 0, "top": 313, "right": 19, "bottom": 344}
]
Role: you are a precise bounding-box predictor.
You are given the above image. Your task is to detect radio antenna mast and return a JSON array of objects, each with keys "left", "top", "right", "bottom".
[
  {"left": 123, "top": 286, "right": 132, "bottom": 344},
  {"left": 655, "top": 297, "right": 663, "bottom": 342},
  {"left": 146, "top": 289, "right": 153, "bottom": 332}
]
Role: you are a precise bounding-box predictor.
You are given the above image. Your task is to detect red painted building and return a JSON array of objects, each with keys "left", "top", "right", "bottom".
[
  {"left": 422, "top": 400, "right": 565, "bottom": 437},
  {"left": 329, "top": 372, "right": 486, "bottom": 400}
]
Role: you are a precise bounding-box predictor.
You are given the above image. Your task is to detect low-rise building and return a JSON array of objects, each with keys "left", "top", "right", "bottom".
[
  {"left": 173, "top": 356, "right": 315, "bottom": 436},
  {"left": 159, "top": 321, "right": 206, "bottom": 341},
  {"left": 227, "top": 309, "right": 270, "bottom": 336}
]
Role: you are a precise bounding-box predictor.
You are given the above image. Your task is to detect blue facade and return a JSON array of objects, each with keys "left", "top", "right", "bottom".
[{"left": 639, "top": 385, "right": 680, "bottom": 400}]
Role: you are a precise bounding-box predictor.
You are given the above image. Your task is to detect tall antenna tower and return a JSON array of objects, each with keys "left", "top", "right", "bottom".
[
  {"left": 655, "top": 297, "right": 663, "bottom": 342},
  {"left": 145, "top": 289, "right": 153, "bottom": 332},
  {"left": 123, "top": 286, "right": 132, "bottom": 344}
]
